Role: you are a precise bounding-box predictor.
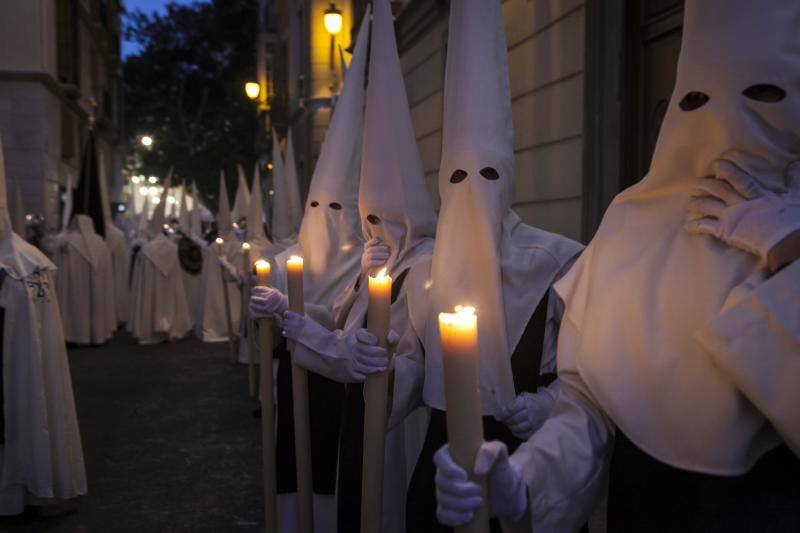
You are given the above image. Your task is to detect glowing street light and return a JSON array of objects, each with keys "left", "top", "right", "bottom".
[
  {"left": 324, "top": 2, "right": 343, "bottom": 35},
  {"left": 141, "top": 135, "right": 153, "bottom": 147},
  {"left": 245, "top": 82, "right": 260, "bottom": 100}
]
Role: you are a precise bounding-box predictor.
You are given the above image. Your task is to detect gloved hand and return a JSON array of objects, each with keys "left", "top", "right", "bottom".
[
  {"left": 281, "top": 310, "right": 307, "bottom": 341},
  {"left": 495, "top": 387, "right": 557, "bottom": 441},
  {"left": 685, "top": 159, "right": 800, "bottom": 263},
  {"left": 349, "top": 328, "right": 401, "bottom": 378},
  {"left": 434, "top": 441, "right": 527, "bottom": 526},
  {"left": 361, "top": 237, "right": 390, "bottom": 277},
  {"left": 249, "top": 286, "right": 289, "bottom": 319},
  {"left": 281, "top": 312, "right": 400, "bottom": 383}
]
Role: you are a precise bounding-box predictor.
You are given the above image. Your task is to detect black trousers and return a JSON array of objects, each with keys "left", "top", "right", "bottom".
[{"left": 608, "top": 432, "right": 800, "bottom": 533}]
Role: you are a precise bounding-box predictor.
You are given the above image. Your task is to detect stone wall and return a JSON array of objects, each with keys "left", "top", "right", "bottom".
[{"left": 401, "top": 0, "right": 586, "bottom": 241}]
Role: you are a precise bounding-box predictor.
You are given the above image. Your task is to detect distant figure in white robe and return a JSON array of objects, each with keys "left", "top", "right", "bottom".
[
  {"left": 53, "top": 214, "right": 116, "bottom": 345},
  {"left": 128, "top": 176, "right": 192, "bottom": 344},
  {"left": 0, "top": 135, "right": 87, "bottom": 515}
]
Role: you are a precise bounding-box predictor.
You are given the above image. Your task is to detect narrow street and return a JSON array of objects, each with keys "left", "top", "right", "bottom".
[{"left": 2, "top": 333, "right": 264, "bottom": 533}]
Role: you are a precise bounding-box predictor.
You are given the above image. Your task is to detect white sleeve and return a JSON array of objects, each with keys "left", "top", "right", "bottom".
[
  {"left": 508, "top": 317, "right": 615, "bottom": 533},
  {"left": 291, "top": 319, "right": 360, "bottom": 383},
  {"left": 387, "top": 320, "right": 425, "bottom": 430},
  {"left": 696, "top": 259, "right": 800, "bottom": 456}
]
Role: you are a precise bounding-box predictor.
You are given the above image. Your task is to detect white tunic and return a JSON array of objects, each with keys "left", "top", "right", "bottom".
[
  {"left": 53, "top": 215, "right": 116, "bottom": 345},
  {"left": 128, "top": 234, "right": 192, "bottom": 344},
  {"left": 105, "top": 223, "right": 129, "bottom": 325},
  {"left": 0, "top": 235, "right": 87, "bottom": 514}
]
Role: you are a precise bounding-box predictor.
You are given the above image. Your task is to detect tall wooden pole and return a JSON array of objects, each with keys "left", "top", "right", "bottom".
[
  {"left": 360, "top": 269, "right": 392, "bottom": 533},
  {"left": 255, "top": 260, "right": 278, "bottom": 533},
  {"left": 286, "top": 256, "right": 314, "bottom": 533},
  {"left": 242, "top": 243, "right": 256, "bottom": 396}
]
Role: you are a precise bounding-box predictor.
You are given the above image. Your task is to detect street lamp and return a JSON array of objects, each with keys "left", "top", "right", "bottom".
[
  {"left": 141, "top": 135, "right": 153, "bottom": 147},
  {"left": 245, "top": 82, "right": 261, "bottom": 100},
  {"left": 324, "top": 2, "right": 343, "bottom": 35}
]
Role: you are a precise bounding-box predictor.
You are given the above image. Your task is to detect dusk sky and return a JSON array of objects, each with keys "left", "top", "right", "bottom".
[{"left": 122, "top": 0, "right": 206, "bottom": 57}]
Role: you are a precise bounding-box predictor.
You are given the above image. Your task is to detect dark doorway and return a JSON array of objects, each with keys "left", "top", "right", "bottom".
[
  {"left": 582, "top": 0, "right": 684, "bottom": 239},
  {"left": 620, "top": 0, "right": 684, "bottom": 188}
]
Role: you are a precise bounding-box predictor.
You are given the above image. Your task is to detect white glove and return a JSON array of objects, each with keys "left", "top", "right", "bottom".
[
  {"left": 361, "top": 236, "right": 390, "bottom": 277},
  {"left": 434, "top": 441, "right": 527, "bottom": 526},
  {"left": 281, "top": 310, "right": 399, "bottom": 383},
  {"left": 685, "top": 159, "right": 800, "bottom": 262},
  {"left": 495, "top": 387, "right": 557, "bottom": 441},
  {"left": 249, "top": 286, "right": 289, "bottom": 319}
]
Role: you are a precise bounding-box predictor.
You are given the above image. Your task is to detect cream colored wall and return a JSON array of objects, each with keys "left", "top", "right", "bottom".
[{"left": 401, "top": 0, "right": 585, "bottom": 241}]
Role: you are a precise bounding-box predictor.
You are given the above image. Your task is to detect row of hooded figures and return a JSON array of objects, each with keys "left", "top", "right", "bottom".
[{"left": 1, "top": 0, "right": 799, "bottom": 531}]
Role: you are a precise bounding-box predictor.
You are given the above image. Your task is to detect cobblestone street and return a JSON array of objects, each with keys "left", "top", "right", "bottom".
[{"left": 1, "top": 333, "right": 263, "bottom": 533}]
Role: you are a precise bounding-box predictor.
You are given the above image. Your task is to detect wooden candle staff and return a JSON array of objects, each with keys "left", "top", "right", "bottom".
[
  {"left": 216, "top": 237, "right": 237, "bottom": 364},
  {"left": 361, "top": 267, "right": 392, "bottom": 533},
  {"left": 286, "top": 256, "right": 314, "bottom": 533},
  {"left": 439, "top": 306, "right": 490, "bottom": 533},
  {"left": 242, "top": 242, "right": 256, "bottom": 397},
  {"left": 255, "top": 260, "right": 278, "bottom": 533}
]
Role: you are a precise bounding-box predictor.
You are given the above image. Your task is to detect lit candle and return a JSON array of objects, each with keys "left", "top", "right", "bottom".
[
  {"left": 255, "top": 259, "right": 277, "bottom": 533},
  {"left": 439, "top": 306, "right": 489, "bottom": 533},
  {"left": 242, "top": 243, "right": 255, "bottom": 397},
  {"left": 285, "top": 255, "right": 314, "bottom": 533},
  {"left": 255, "top": 259, "right": 271, "bottom": 287},
  {"left": 215, "top": 236, "right": 236, "bottom": 363},
  {"left": 361, "top": 267, "right": 392, "bottom": 533}
]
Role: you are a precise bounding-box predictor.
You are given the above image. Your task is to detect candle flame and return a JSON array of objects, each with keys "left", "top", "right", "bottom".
[
  {"left": 374, "top": 267, "right": 389, "bottom": 279},
  {"left": 439, "top": 305, "right": 477, "bottom": 326},
  {"left": 215, "top": 237, "right": 224, "bottom": 245},
  {"left": 255, "top": 259, "right": 270, "bottom": 271},
  {"left": 242, "top": 242, "right": 251, "bottom": 251},
  {"left": 287, "top": 255, "right": 304, "bottom": 266}
]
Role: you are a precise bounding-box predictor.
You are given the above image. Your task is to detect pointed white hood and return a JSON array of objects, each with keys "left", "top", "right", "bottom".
[
  {"left": 0, "top": 135, "right": 53, "bottom": 279},
  {"left": 295, "top": 8, "right": 369, "bottom": 305},
  {"left": 271, "top": 128, "right": 303, "bottom": 246},
  {"left": 217, "top": 170, "right": 233, "bottom": 235},
  {"left": 149, "top": 171, "right": 172, "bottom": 238},
  {"left": 179, "top": 183, "right": 191, "bottom": 231},
  {"left": 232, "top": 164, "right": 251, "bottom": 224},
  {"left": 138, "top": 192, "right": 150, "bottom": 235},
  {"left": 554, "top": 0, "right": 800, "bottom": 473},
  {"left": 11, "top": 176, "right": 25, "bottom": 236},
  {"left": 246, "top": 165, "right": 272, "bottom": 251},
  {"left": 358, "top": 0, "right": 436, "bottom": 277},
  {"left": 421, "top": 0, "right": 582, "bottom": 415},
  {"left": 190, "top": 181, "right": 203, "bottom": 237}
]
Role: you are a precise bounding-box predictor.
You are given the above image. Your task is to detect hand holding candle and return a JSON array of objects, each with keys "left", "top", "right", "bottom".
[
  {"left": 254, "top": 259, "right": 278, "bottom": 533},
  {"left": 439, "top": 306, "right": 489, "bottom": 533},
  {"left": 361, "top": 267, "right": 392, "bottom": 533},
  {"left": 286, "top": 256, "right": 314, "bottom": 533}
]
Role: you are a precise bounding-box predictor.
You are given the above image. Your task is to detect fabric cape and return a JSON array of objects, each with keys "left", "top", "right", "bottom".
[{"left": 0, "top": 134, "right": 87, "bottom": 515}]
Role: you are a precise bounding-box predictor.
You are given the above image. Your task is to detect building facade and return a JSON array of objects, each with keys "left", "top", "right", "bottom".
[
  {"left": 270, "top": 0, "right": 686, "bottom": 244},
  {"left": 0, "top": 0, "right": 123, "bottom": 230}
]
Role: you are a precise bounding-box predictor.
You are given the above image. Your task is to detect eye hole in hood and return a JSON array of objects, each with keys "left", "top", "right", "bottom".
[
  {"left": 479, "top": 167, "right": 499, "bottom": 180},
  {"left": 329, "top": 202, "right": 342, "bottom": 210},
  {"left": 366, "top": 214, "right": 381, "bottom": 225},
  {"left": 450, "top": 169, "right": 467, "bottom": 183},
  {"left": 743, "top": 84, "right": 786, "bottom": 103},
  {"left": 310, "top": 200, "right": 319, "bottom": 207},
  {"left": 679, "top": 91, "right": 710, "bottom": 111}
]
